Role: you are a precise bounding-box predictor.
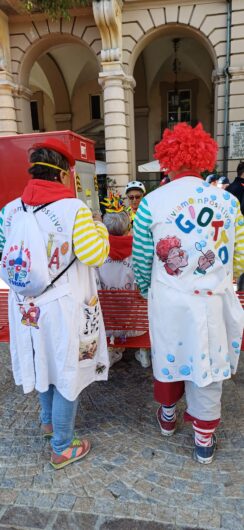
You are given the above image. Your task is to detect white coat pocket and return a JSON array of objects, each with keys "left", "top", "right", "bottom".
[{"left": 78, "top": 298, "right": 100, "bottom": 365}]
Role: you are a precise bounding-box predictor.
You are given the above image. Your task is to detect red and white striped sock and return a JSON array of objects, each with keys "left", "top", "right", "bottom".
[
  {"left": 193, "top": 420, "right": 215, "bottom": 447},
  {"left": 161, "top": 403, "right": 176, "bottom": 423}
]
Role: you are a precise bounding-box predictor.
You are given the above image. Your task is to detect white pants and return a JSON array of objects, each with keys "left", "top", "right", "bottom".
[{"left": 185, "top": 381, "right": 223, "bottom": 421}]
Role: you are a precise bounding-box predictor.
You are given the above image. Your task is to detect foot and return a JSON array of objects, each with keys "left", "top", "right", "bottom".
[
  {"left": 41, "top": 423, "right": 53, "bottom": 438},
  {"left": 109, "top": 349, "right": 123, "bottom": 367},
  {"left": 50, "top": 437, "right": 91, "bottom": 470},
  {"left": 135, "top": 349, "right": 151, "bottom": 368},
  {"left": 193, "top": 434, "right": 217, "bottom": 465},
  {"left": 156, "top": 406, "right": 176, "bottom": 436}
]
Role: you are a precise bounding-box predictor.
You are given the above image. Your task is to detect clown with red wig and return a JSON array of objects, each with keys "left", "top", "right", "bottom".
[{"left": 132, "top": 122, "right": 244, "bottom": 465}]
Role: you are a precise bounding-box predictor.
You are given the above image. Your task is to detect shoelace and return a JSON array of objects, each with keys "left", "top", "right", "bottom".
[{"left": 72, "top": 438, "right": 82, "bottom": 447}]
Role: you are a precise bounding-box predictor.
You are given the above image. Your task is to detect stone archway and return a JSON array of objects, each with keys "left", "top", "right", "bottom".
[
  {"left": 121, "top": 2, "right": 226, "bottom": 176},
  {"left": 10, "top": 20, "right": 101, "bottom": 133}
]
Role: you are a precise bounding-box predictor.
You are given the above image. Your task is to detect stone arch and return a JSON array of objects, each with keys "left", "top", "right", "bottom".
[
  {"left": 12, "top": 32, "right": 100, "bottom": 88},
  {"left": 122, "top": 2, "right": 228, "bottom": 74}
]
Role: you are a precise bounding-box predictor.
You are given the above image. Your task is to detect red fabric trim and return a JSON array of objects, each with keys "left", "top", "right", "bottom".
[
  {"left": 154, "top": 379, "right": 185, "bottom": 405},
  {"left": 109, "top": 234, "right": 133, "bottom": 260},
  {"left": 184, "top": 412, "right": 220, "bottom": 429},
  {"left": 21, "top": 179, "right": 75, "bottom": 206},
  {"left": 172, "top": 170, "right": 202, "bottom": 180}
]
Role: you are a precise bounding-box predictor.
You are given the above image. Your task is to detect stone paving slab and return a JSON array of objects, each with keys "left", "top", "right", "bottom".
[{"left": 0, "top": 342, "right": 244, "bottom": 529}]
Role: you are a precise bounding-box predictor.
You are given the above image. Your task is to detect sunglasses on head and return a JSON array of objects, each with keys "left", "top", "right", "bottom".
[{"left": 128, "top": 194, "right": 142, "bottom": 200}]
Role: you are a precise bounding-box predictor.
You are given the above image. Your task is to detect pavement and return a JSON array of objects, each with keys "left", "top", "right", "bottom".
[{"left": 0, "top": 343, "right": 244, "bottom": 530}]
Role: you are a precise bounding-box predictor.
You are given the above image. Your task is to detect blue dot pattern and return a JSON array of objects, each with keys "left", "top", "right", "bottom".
[
  {"left": 167, "top": 354, "right": 175, "bottom": 363},
  {"left": 179, "top": 365, "right": 191, "bottom": 376}
]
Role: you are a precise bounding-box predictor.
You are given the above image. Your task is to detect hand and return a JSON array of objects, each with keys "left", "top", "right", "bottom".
[
  {"left": 198, "top": 250, "right": 215, "bottom": 271},
  {"left": 93, "top": 212, "right": 102, "bottom": 222}
]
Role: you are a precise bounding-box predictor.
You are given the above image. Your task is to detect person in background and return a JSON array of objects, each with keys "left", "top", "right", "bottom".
[
  {"left": 217, "top": 176, "right": 230, "bottom": 189},
  {"left": 133, "top": 122, "right": 244, "bottom": 465},
  {"left": 205, "top": 173, "right": 219, "bottom": 186},
  {"left": 226, "top": 161, "right": 244, "bottom": 215},
  {"left": 125, "top": 181, "right": 146, "bottom": 225},
  {"left": 0, "top": 139, "right": 110, "bottom": 469},
  {"left": 97, "top": 193, "right": 151, "bottom": 369}
]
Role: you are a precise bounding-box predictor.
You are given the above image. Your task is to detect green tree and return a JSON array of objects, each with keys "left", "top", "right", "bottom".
[{"left": 24, "top": 0, "right": 94, "bottom": 19}]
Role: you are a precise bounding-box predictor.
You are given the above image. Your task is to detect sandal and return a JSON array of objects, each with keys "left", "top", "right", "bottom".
[{"left": 41, "top": 423, "right": 54, "bottom": 438}]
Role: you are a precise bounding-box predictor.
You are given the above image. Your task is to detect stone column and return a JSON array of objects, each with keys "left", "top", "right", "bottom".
[
  {"left": 0, "top": 10, "right": 17, "bottom": 135},
  {"left": 94, "top": 0, "right": 136, "bottom": 193},
  {"left": 14, "top": 85, "right": 33, "bottom": 133},
  {"left": 99, "top": 70, "right": 136, "bottom": 193}
]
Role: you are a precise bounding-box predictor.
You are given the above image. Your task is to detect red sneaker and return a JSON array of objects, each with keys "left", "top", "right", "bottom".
[{"left": 156, "top": 406, "right": 176, "bottom": 436}]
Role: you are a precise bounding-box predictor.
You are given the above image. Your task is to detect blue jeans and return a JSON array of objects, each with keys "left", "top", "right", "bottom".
[{"left": 39, "top": 385, "right": 79, "bottom": 454}]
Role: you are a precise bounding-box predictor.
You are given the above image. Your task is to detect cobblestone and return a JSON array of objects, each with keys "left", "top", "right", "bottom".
[{"left": 0, "top": 343, "right": 244, "bottom": 529}]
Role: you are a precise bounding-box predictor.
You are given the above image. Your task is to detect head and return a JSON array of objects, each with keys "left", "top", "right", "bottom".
[
  {"left": 28, "top": 139, "right": 75, "bottom": 188},
  {"left": 154, "top": 122, "right": 218, "bottom": 179},
  {"left": 125, "top": 181, "right": 146, "bottom": 212},
  {"left": 217, "top": 175, "right": 230, "bottom": 189},
  {"left": 205, "top": 174, "right": 219, "bottom": 186},
  {"left": 237, "top": 161, "right": 244, "bottom": 179},
  {"left": 103, "top": 210, "right": 131, "bottom": 236}
]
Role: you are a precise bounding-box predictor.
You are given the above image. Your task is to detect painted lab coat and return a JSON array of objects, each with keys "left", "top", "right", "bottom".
[
  {"left": 145, "top": 177, "right": 244, "bottom": 387},
  {"left": 3, "top": 198, "right": 109, "bottom": 401}
]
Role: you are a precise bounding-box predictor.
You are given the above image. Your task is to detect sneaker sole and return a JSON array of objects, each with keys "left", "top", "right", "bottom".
[
  {"left": 193, "top": 449, "right": 215, "bottom": 464},
  {"left": 50, "top": 441, "right": 91, "bottom": 470}
]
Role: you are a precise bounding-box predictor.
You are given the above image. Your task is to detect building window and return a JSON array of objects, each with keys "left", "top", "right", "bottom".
[
  {"left": 30, "top": 101, "right": 40, "bottom": 131},
  {"left": 167, "top": 89, "right": 191, "bottom": 128},
  {"left": 90, "top": 95, "right": 101, "bottom": 120}
]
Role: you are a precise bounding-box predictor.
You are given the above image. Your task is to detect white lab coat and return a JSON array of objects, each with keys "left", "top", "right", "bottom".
[
  {"left": 146, "top": 177, "right": 244, "bottom": 387},
  {"left": 3, "top": 198, "right": 109, "bottom": 400}
]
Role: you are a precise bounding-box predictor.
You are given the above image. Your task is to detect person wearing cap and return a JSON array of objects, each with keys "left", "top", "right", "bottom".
[
  {"left": 125, "top": 180, "right": 146, "bottom": 224},
  {"left": 205, "top": 173, "right": 219, "bottom": 186},
  {"left": 0, "top": 138, "right": 110, "bottom": 469},
  {"left": 132, "top": 122, "right": 244, "bottom": 464},
  {"left": 217, "top": 176, "right": 230, "bottom": 189}
]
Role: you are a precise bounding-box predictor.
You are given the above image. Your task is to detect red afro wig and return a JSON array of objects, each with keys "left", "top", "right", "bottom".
[
  {"left": 156, "top": 236, "right": 181, "bottom": 262},
  {"left": 154, "top": 122, "right": 218, "bottom": 173}
]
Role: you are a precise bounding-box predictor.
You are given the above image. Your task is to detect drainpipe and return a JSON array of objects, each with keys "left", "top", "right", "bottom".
[{"left": 223, "top": 0, "right": 232, "bottom": 176}]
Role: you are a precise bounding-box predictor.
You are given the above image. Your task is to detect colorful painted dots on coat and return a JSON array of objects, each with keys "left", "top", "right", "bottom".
[{"left": 179, "top": 365, "right": 191, "bottom": 376}]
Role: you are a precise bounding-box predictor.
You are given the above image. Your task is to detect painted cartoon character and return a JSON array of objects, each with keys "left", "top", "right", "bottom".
[
  {"left": 79, "top": 339, "right": 98, "bottom": 361},
  {"left": 19, "top": 303, "right": 40, "bottom": 328},
  {"left": 194, "top": 242, "right": 215, "bottom": 275},
  {"left": 8, "top": 243, "right": 28, "bottom": 282},
  {"left": 156, "top": 236, "right": 188, "bottom": 276}
]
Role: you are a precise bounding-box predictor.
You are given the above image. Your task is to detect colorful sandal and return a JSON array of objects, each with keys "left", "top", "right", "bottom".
[{"left": 50, "top": 437, "right": 91, "bottom": 470}]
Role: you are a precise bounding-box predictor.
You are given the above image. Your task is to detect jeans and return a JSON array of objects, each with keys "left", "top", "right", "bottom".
[{"left": 39, "top": 384, "right": 79, "bottom": 454}]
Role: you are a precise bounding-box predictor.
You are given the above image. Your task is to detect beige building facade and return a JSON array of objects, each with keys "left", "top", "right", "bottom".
[{"left": 0, "top": 0, "right": 244, "bottom": 190}]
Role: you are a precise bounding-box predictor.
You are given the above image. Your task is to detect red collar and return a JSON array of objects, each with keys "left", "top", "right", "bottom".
[
  {"left": 21, "top": 178, "right": 75, "bottom": 205},
  {"left": 172, "top": 170, "right": 202, "bottom": 181}
]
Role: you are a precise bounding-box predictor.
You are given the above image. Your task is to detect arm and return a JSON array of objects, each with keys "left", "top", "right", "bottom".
[
  {"left": 73, "top": 206, "right": 109, "bottom": 267},
  {"left": 0, "top": 208, "right": 5, "bottom": 260},
  {"left": 233, "top": 205, "right": 244, "bottom": 278},
  {"left": 132, "top": 198, "right": 154, "bottom": 298}
]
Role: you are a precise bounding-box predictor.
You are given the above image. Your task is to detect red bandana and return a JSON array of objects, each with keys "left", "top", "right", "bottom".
[{"left": 109, "top": 234, "right": 133, "bottom": 261}]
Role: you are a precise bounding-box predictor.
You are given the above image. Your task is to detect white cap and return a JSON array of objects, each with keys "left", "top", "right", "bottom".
[{"left": 125, "top": 181, "right": 146, "bottom": 195}]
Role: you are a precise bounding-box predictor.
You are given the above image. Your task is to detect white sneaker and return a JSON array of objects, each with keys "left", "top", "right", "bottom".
[
  {"left": 135, "top": 348, "right": 151, "bottom": 368},
  {"left": 109, "top": 348, "right": 124, "bottom": 367}
]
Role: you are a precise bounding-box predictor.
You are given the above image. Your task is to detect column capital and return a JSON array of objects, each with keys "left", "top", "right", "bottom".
[
  {"left": 99, "top": 69, "right": 135, "bottom": 90},
  {"left": 14, "top": 84, "right": 32, "bottom": 100},
  {"left": 93, "top": 0, "right": 123, "bottom": 63}
]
